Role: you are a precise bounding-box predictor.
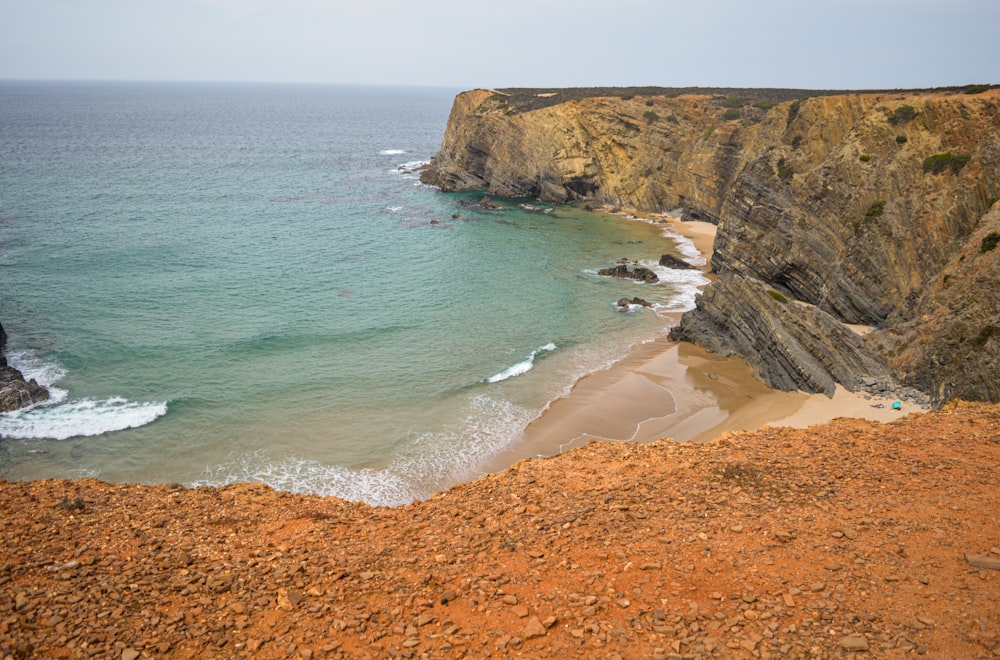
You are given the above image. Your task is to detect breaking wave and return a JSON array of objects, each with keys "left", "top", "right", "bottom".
[{"left": 485, "top": 343, "right": 557, "bottom": 383}]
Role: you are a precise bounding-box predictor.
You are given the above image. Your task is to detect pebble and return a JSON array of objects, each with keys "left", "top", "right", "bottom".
[
  {"left": 522, "top": 617, "right": 547, "bottom": 640},
  {"left": 838, "top": 633, "right": 870, "bottom": 651}
]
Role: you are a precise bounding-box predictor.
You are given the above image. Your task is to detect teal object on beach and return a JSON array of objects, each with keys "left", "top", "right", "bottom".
[{"left": 891, "top": 401, "right": 902, "bottom": 410}]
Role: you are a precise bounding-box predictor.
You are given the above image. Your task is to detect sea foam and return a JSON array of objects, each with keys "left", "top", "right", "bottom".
[
  {"left": 380, "top": 149, "right": 407, "bottom": 155},
  {"left": 486, "top": 343, "right": 557, "bottom": 383},
  {"left": 196, "top": 394, "right": 535, "bottom": 507},
  {"left": 0, "top": 397, "right": 168, "bottom": 441},
  {"left": 0, "top": 351, "right": 167, "bottom": 440}
]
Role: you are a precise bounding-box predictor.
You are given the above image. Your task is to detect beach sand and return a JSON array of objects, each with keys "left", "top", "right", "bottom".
[{"left": 485, "top": 213, "right": 916, "bottom": 471}]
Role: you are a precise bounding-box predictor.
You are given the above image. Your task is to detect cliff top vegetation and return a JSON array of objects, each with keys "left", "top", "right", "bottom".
[{"left": 485, "top": 84, "right": 998, "bottom": 114}]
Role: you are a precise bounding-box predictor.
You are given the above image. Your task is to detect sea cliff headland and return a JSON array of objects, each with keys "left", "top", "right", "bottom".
[{"left": 420, "top": 85, "right": 1000, "bottom": 404}]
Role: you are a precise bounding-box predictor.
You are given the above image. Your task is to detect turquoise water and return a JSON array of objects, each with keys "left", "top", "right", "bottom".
[{"left": 0, "top": 81, "right": 705, "bottom": 504}]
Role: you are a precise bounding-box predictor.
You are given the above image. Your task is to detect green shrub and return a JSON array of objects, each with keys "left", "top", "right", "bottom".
[
  {"left": 963, "top": 84, "right": 990, "bottom": 95},
  {"left": 865, "top": 200, "right": 885, "bottom": 221},
  {"left": 767, "top": 290, "right": 788, "bottom": 303},
  {"left": 620, "top": 94, "right": 634, "bottom": 101},
  {"left": 703, "top": 125, "right": 716, "bottom": 140},
  {"left": 896, "top": 135, "right": 908, "bottom": 144},
  {"left": 667, "top": 114, "right": 679, "bottom": 124},
  {"left": 791, "top": 136, "right": 803, "bottom": 150},
  {"left": 787, "top": 99, "right": 802, "bottom": 127},
  {"left": 922, "top": 152, "right": 970, "bottom": 175},
  {"left": 643, "top": 110, "right": 659, "bottom": 124},
  {"left": 859, "top": 154, "right": 871, "bottom": 162},
  {"left": 721, "top": 108, "right": 741, "bottom": 121},
  {"left": 973, "top": 325, "right": 999, "bottom": 346},
  {"left": 776, "top": 157, "right": 793, "bottom": 181},
  {"left": 890, "top": 105, "right": 918, "bottom": 124},
  {"left": 982, "top": 231, "right": 1000, "bottom": 253},
  {"left": 645, "top": 99, "right": 655, "bottom": 107}
]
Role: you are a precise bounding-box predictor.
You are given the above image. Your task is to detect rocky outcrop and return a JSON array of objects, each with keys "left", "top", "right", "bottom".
[
  {"left": 616, "top": 296, "right": 651, "bottom": 311},
  {"left": 422, "top": 87, "right": 1000, "bottom": 401},
  {"left": 669, "top": 273, "right": 894, "bottom": 396},
  {"left": 597, "top": 262, "right": 659, "bottom": 283},
  {"left": 0, "top": 322, "right": 49, "bottom": 413},
  {"left": 658, "top": 253, "right": 696, "bottom": 270}
]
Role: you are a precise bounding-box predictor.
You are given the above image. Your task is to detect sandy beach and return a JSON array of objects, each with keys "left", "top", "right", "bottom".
[{"left": 487, "top": 213, "right": 917, "bottom": 471}]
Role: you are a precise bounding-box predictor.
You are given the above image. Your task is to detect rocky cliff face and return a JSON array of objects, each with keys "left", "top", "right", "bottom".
[
  {"left": 0, "top": 321, "right": 49, "bottom": 413},
  {"left": 422, "top": 87, "right": 1000, "bottom": 402}
]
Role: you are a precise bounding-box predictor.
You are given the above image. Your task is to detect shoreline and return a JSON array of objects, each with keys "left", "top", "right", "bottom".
[{"left": 484, "top": 212, "right": 918, "bottom": 473}]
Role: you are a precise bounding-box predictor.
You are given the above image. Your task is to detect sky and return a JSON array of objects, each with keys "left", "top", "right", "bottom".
[{"left": 1, "top": 0, "right": 997, "bottom": 90}]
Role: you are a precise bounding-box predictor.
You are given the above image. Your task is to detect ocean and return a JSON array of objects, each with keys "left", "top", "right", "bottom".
[{"left": 0, "top": 81, "right": 707, "bottom": 505}]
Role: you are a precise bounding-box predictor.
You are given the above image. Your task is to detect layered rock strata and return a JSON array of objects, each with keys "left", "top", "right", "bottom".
[{"left": 422, "top": 87, "right": 1000, "bottom": 401}]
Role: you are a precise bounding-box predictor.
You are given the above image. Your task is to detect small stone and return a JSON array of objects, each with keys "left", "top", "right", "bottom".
[
  {"left": 617, "top": 598, "right": 631, "bottom": 608},
  {"left": 522, "top": 616, "right": 547, "bottom": 640},
  {"left": 501, "top": 594, "right": 518, "bottom": 605},
  {"left": 810, "top": 583, "right": 825, "bottom": 592},
  {"left": 730, "top": 525, "right": 744, "bottom": 533},
  {"left": 121, "top": 650, "right": 140, "bottom": 660},
  {"left": 838, "top": 633, "right": 869, "bottom": 651},
  {"left": 965, "top": 552, "right": 1000, "bottom": 571},
  {"left": 511, "top": 605, "right": 529, "bottom": 618},
  {"left": 783, "top": 592, "right": 795, "bottom": 607},
  {"left": 440, "top": 589, "right": 458, "bottom": 605}
]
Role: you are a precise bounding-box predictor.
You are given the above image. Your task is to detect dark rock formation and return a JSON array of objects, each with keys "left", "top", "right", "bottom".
[
  {"left": 616, "top": 297, "right": 651, "bottom": 311},
  {"left": 598, "top": 263, "right": 659, "bottom": 283},
  {"left": 669, "top": 274, "right": 893, "bottom": 396},
  {"left": 478, "top": 196, "right": 503, "bottom": 209},
  {"left": 0, "top": 322, "right": 50, "bottom": 413},
  {"left": 423, "top": 87, "right": 1000, "bottom": 402},
  {"left": 659, "top": 254, "right": 696, "bottom": 270}
]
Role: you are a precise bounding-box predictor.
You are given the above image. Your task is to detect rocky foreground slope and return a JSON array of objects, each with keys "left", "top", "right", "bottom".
[
  {"left": 421, "top": 86, "right": 1000, "bottom": 403},
  {"left": 2, "top": 402, "right": 998, "bottom": 659}
]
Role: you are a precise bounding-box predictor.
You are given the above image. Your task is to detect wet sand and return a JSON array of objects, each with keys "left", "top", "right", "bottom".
[{"left": 485, "top": 213, "right": 914, "bottom": 472}]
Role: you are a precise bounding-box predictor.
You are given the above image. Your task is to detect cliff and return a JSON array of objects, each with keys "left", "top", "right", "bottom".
[
  {"left": 0, "top": 321, "right": 49, "bottom": 413},
  {"left": 2, "top": 402, "right": 998, "bottom": 659},
  {"left": 421, "top": 87, "right": 1000, "bottom": 402}
]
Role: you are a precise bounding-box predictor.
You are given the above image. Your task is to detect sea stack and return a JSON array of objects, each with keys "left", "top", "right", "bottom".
[{"left": 0, "top": 321, "right": 49, "bottom": 413}]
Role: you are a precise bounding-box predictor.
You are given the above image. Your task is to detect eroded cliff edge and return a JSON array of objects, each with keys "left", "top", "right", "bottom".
[{"left": 421, "top": 87, "right": 1000, "bottom": 402}]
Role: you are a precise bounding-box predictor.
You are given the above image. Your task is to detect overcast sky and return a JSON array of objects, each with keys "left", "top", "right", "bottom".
[{"left": 1, "top": 0, "right": 996, "bottom": 90}]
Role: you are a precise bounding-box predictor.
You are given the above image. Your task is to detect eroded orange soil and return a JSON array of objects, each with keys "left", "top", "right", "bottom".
[{"left": 2, "top": 401, "right": 998, "bottom": 659}]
